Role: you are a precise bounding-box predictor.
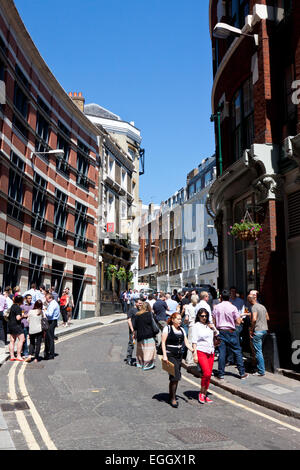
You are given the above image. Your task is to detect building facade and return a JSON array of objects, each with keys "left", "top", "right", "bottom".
[
  {"left": 138, "top": 203, "right": 160, "bottom": 291},
  {"left": 157, "top": 189, "right": 185, "bottom": 292},
  {"left": 208, "top": 0, "right": 300, "bottom": 366},
  {"left": 182, "top": 156, "right": 218, "bottom": 288},
  {"left": 85, "top": 103, "right": 144, "bottom": 291},
  {"left": 0, "top": 0, "right": 100, "bottom": 318}
]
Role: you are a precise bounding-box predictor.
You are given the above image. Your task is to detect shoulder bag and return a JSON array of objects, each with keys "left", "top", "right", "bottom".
[
  {"left": 151, "top": 313, "right": 160, "bottom": 336},
  {"left": 41, "top": 315, "right": 49, "bottom": 332}
]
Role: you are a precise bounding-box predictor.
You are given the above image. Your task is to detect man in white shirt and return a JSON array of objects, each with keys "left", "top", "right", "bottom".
[
  {"left": 22, "top": 283, "right": 39, "bottom": 304},
  {"left": 165, "top": 294, "right": 178, "bottom": 316},
  {"left": 44, "top": 293, "right": 60, "bottom": 360},
  {"left": 195, "top": 291, "right": 213, "bottom": 324}
]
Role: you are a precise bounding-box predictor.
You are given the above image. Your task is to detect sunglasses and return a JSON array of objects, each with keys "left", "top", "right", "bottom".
[{"left": 199, "top": 314, "right": 208, "bottom": 318}]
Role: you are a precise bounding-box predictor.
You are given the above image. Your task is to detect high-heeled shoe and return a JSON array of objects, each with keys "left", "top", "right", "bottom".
[{"left": 169, "top": 400, "right": 178, "bottom": 408}]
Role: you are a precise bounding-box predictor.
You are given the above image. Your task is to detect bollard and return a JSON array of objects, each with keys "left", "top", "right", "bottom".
[{"left": 263, "top": 332, "right": 280, "bottom": 373}]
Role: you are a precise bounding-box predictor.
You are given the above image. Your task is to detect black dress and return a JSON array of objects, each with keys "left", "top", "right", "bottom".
[
  {"left": 166, "top": 325, "right": 185, "bottom": 382},
  {"left": 8, "top": 304, "right": 24, "bottom": 336}
]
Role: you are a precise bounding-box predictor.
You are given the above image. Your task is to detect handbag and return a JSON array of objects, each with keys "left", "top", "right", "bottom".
[
  {"left": 41, "top": 316, "right": 49, "bottom": 331},
  {"left": 214, "top": 335, "right": 222, "bottom": 347},
  {"left": 3, "top": 308, "right": 10, "bottom": 322},
  {"left": 151, "top": 314, "right": 159, "bottom": 336}
]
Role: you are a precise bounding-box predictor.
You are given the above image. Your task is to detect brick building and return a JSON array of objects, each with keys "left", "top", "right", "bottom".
[
  {"left": 208, "top": 0, "right": 300, "bottom": 366},
  {"left": 0, "top": 1, "right": 100, "bottom": 318}
]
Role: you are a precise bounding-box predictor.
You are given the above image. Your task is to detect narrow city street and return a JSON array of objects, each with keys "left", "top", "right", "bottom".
[{"left": 0, "top": 321, "right": 299, "bottom": 451}]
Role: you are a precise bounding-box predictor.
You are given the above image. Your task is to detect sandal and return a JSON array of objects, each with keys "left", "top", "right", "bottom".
[
  {"left": 15, "top": 358, "right": 24, "bottom": 362},
  {"left": 9, "top": 358, "right": 15, "bottom": 361}
]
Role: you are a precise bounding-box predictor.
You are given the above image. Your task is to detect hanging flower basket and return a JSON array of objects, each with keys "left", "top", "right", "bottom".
[
  {"left": 228, "top": 210, "right": 262, "bottom": 242},
  {"left": 127, "top": 270, "right": 134, "bottom": 282},
  {"left": 106, "top": 264, "right": 118, "bottom": 280},
  {"left": 116, "top": 267, "right": 127, "bottom": 282}
]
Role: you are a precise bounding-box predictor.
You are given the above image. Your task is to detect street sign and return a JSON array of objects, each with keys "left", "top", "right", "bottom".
[{"left": 107, "top": 223, "right": 114, "bottom": 233}]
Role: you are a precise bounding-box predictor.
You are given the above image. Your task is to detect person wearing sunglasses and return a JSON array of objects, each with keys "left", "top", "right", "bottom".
[{"left": 192, "top": 308, "right": 220, "bottom": 404}]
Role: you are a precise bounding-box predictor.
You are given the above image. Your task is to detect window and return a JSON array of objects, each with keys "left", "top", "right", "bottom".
[
  {"left": 108, "top": 156, "right": 114, "bottom": 177},
  {"left": 121, "top": 170, "right": 126, "bottom": 188},
  {"left": 228, "top": 0, "right": 249, "bottom": 29},
  {"left": 32, "top": 173, "right": 47, "bottom": 233},
  {"left": 7, "top": 152, "right": 24, "bottom": 222},
  {"left": 28, "top": 253, "right": 43, "bottom": 288},
  {"left": 13, "top": 83, "right": 28, "bottom": 138},
  {"left": 35, "top": 97, "right": 50, "bottom": 154},
  {"left": 77, "top": 140, "right": 89, "bottom": 189},
  {"left": 2, "top": 243, "right": 20, "bottom": 290},
  {"left": 54, "top": 190, "right": 68, "bottom": 242},
  {"left": 231, "top": 77, "right": 254, "bottom": 160},
  {"left": 74, "top": 202, "right": 88, "bottom": 250},
  {"left": 120, "top": 201, "right": 127, "bottom": 220},
  {"left": 56, "top": 134, "right": 70, "bottom": 176}
]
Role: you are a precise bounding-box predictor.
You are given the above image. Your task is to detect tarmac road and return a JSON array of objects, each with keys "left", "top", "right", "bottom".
[{"left": 0, "top": 320, "right": 300, "bottom": 451}]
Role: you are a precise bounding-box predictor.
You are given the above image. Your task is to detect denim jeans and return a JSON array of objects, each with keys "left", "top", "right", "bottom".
[
  {"left": 218, "top": 330, "right": 245, "bottom": 377},
  {"left": 226, "top": 324, "right": 243, "bottom": 364},
  {"left": 252, "top": 330, "right": 267, "bottom": 375},
  {"left": 22, "top": 326, "right": 29, "bottom": 356},
  {"left": 127, "top": 328, "right": 134, "bottom": 360}
]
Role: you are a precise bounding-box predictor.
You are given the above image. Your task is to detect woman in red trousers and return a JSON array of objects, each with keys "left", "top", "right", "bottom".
[{"left": 192, "top": 308, "right": 220, "bottom": 404}]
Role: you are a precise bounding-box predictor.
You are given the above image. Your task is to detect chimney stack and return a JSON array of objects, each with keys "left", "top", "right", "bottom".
[{"left": 69, "top": 91, "right": 85, "bottom": 113}]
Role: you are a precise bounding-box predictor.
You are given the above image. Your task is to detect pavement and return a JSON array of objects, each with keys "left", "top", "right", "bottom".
[{"left": 0, "top": 312, "right": 300, "bottom": 449}]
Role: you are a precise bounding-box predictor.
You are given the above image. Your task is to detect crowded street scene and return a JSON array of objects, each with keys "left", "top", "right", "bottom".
[{"left": 0, "top": 0, "right": 300, "bottom": 456}]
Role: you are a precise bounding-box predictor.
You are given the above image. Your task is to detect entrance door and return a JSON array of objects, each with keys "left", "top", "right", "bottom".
[
  {"left": 287, "top": 238, "right": 300, "bottom": 341},
  {"left": 72, "top": 266, "right": 85, "bottom": 319},
  {"left": 51, "top": 261, "right": 64, "bottom": 296}
]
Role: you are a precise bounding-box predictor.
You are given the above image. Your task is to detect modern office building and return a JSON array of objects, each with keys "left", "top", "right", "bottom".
[{"left": 182, "top": 156, "right": 218, "bottom": 288}]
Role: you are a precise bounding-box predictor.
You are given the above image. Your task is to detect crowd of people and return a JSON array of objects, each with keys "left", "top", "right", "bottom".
[
  {"left": 124, "top": 286, "right": 270, "bottom": 407},
  {"left": 0, "top": 283, "right": 75, "bottom": 363},
  {"left": 0, "top": 282, "right": 269, "bottom": 406}
]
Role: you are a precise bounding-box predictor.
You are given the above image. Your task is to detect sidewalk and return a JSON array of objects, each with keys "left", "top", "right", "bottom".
[{"left": 182, "top": 359, "right": 300, "bottom": 420}]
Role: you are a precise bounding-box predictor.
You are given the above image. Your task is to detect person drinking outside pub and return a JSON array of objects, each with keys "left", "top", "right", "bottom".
[
  {"left": 248, "top": 294, "right": 269, "bottom": 376},
  {"left": 212, "top": 289, "right": 248, "bottom": 380}
]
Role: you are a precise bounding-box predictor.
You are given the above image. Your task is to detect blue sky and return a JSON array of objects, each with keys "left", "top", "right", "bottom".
[{"left": 14, "top": 0, "right": 215, "bottom": 204}]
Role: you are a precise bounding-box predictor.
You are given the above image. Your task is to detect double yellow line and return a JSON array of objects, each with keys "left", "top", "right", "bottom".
[
  {"left": 7, "top": 321, "right": 127, "bottom": 450},
  {"left": 8, "top": 361, "right": 56, "bottom": 450}
]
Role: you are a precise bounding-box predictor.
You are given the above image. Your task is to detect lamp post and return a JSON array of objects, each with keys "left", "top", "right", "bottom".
[
  {"left": 30, "top": 149, "right": 65, "bottom": 160},
  {"left": 204, "top": 239, "right": 218, "bottom": 261},
  {"left": 213, "top": 22, "right": 259, "bottom": 46}
]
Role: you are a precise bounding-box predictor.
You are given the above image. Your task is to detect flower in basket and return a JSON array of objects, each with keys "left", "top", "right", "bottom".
[{"left": 229, "top": 220, "right": 262, "bottom": 241}]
